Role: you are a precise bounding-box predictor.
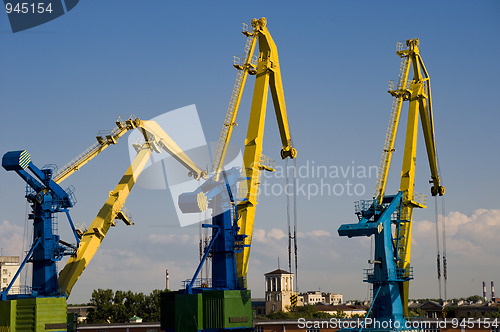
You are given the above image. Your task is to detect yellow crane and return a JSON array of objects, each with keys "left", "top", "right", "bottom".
[
  {"left": 378, "top": 39, "right": 444, "bottom": 315},
  {"left": 215, "top": 17, "right": 297, "bottom": 285},
  {"left": 162, "top": 17, "right": 296, "bottom": 332},
  {"left": 56, "top": 116, "right": 206, "bottom": 297}
]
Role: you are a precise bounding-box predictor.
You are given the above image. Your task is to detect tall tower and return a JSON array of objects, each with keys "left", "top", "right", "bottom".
[
  {"left": 166, "top": 269, "right": 170, "bottom": 290},
  {"left": 264, "top": 269, "right": 294, "bottom": 315}
]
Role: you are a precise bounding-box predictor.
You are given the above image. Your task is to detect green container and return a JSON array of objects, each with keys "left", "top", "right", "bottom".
[
  {"left": 175, "top": 293, "right": 203, "bottom": 332},
  {"left": 202, "top": 290, "right": 252, "bottom": 330},
  {"left": 0, "top": 299, "right": 17, "bottom": 331},
  {"left": 160, "top": 291, "right": 176, "bottom": 331},
  {"left": 0, "top": 296, "right": 67, "bottom": 332},
  {"left": 161, "top": 291, "right": 203, "bottom": 332},
  {"left": 160, "top": 290, "right": 252, "bottom": 331}
]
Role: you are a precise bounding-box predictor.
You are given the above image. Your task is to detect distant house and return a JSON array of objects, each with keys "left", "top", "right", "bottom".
[
  {"left": 252, "top": 298, "right": 266, "bottom": 316},
  {"left": 454, "top": 304, "right": 499, "bottom": 318},
  {"left": 316, "top": 304, "right": 368, "bottom": 317},
  {"left": 129, "top": 316, "right": 143, "bottom": 323},
  {"left": 422, "top": 301, "right": 445, "bottom": 318},
  {"left": 67, "top": 305, "right": 96, "bottom": 323}
]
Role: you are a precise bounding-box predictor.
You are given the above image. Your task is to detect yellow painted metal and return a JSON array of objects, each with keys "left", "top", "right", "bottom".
[
  {"left": 379, "top": 39, "right": 445, "bottom": 316},
  {"left": 140, "top": 120, "right": 207, "bottom": 180},
  {"left": 53, "top": 116, "right": 141, "bottom": 184},
  {"left": 54, "top": 117, "right": 206, "bottom": 184},
  {"left": 57, "top": 119, "right": 206, "bottom": 297},
  {"left": 234, "top": 18, "right": 296, "bottom": 285},
  {"left": 211, "top": 31, "right": 258, "bottom": 182},
  {"left": 58, "top": 145, "right": 153, "bottom": 297},
  {"left": 373, "top": 49, "right": 411, "bottom": 205}
]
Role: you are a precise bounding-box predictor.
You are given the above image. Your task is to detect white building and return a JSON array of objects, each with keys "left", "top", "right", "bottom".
[
  {"left": 323, "top": 292, "right": 343, "bottom": 305},
  {"left": 299, "top": 291, "right": 324, "bottom": 305},
  {"left": 299, "top": 291, "right": 343, "bottom": 305},
  {"left": 0, "top": 256, "right": 20, "bottom": 295}
]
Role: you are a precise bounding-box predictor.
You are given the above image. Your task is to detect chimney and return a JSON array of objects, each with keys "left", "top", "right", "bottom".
[
  {"left": 166, "top": 269, "right": 170, "bottom": 290},
  {"left": 492, "top": 281, "right": 495, "bottom": 300},
  {"left": 483, "top": 281, "right": 487, "bottom": 301}
]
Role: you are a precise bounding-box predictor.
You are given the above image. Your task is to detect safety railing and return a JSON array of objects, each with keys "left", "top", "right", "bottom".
[
  {"left": 259, "top": 154, "right": 275, "bottom": 171},
  {"left": 53, "top": 115, "right": 137, "bottom": 181},
  {"left": 412, "top": 192, "right": 427, "bottom": 206},
  {"left": 364, "top": 267, "right": 413, "bottom": 283},
  {"left": 396, "top": 41, "right": 407, "bottom": 53},
  {"left": 355, "top": 199, "right": 374, "bottom": 214}
]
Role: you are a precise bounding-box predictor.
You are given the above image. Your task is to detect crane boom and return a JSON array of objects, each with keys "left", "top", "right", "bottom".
[
  {"left": 54, "top": 116, "right": 206, "bottom": 184},
  {"left": 236, "top": 17, "right": 296, "bottom": 284},
  {"left": 393, "top": 39, "right": 444, "bottom": 315},
  {"left": 58, "top": 119, "right": 206, "bottom": 297},
  {"left": 53, "top": 116, "right": 141, "bottom": 184},
  {"left": 211, "top": 29, "right": 258, "bottom": 181},
  {"left": 373, "top": 48, "right": 411, "bottom": 204},
  {"left": 58, "top": 145, "right": 152, "bottom": 297}
]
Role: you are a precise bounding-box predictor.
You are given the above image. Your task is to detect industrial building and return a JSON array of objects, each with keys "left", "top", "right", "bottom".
[{"left": 0, "top": 256, "right": 20, "bottom": 295}]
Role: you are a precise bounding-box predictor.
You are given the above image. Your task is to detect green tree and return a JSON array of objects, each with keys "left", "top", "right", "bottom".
[
  {"left": 85, "top": 288, "right": 163, "bottom": 323},
  {"left": 465, "top": 295, "right": 483, "bottom": 303},
  {"left": 143, "top": 289, "right": 162, "bottom": 321},
  {"left": 408, "top": 308, "right": 426, "bottom": 318},
  {"left": 86, "top": 289, "right": 115, "bottom": 323}
]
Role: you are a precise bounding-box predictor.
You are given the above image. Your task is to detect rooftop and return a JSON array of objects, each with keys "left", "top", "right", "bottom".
[{"left": 265, "top": 269, "right": 293, "bottom": 275}]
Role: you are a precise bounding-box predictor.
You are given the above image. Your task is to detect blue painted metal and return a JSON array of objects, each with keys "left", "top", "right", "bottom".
[
  {"left": 63, "top": 209, "right": 80, "bottom": 246},
  {"left": 359, "top": 285, "right": 382, "bottom": 332},
  {"left": 338, "top": 191, "right": 416, "bottom": 331},
  {"left": 1, "top": 151, "right": 78, "bottom": 300},
  {"left": 187, "top": 224, "right": 220, "bottom": 293},
  {"left": 180, "top": 168, "right": 247, "bottom": 292},
  {"left": 1, "top": 237, "right": 41, "bottom": 300}
]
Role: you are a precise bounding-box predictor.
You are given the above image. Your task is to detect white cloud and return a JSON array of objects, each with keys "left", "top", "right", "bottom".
[
  {"left": 252, "top": 228, "right": 286, "bottom": 243},
  {"left": 268, "top": 228, "right": 287, "bottom": 240},
  {"left": 413, "top": 209, "right": 500, "bottom": 261},
  {"left": 7, "top": 209, "right": 499, "bottom": 304},
  {"left": 147, "top": 233, "right": 198, "bottom": 246},
  {"left": 253, "top": 229, "right": 267, "bottom": 243},
  {"left": 253, "top": 228, "right": 331, "bottom": 243},
  {"left": 298, "top": 229, "right": 331, "bottom": 238},
  {"left": 0, "top": 220, "right": 24, "bottom": 257}
]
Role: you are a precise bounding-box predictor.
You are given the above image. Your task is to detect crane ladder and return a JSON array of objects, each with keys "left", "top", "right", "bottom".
[
  {"left": 373, "top": 44, "right": 411, "bottom": 204},
  {"left": 211, "top": 30, "right": 256, "bottom": 177}
]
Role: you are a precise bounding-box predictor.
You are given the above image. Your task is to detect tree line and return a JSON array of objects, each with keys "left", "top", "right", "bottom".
[{"left": 82, "top": 288, "right": 166, "bottom": 324}]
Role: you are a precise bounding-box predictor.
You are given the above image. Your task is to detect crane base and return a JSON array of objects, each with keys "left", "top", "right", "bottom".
[
  {"left": 161, "top": 289, "right": 252, "bottom": 332},
  {"left": 0, "top": 296, "right": 67, "bottom": 331}
]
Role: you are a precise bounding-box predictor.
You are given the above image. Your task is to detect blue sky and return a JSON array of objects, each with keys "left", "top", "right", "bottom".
[{"left": 0, "top": 1, "right": 499, "bottom": 304}]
